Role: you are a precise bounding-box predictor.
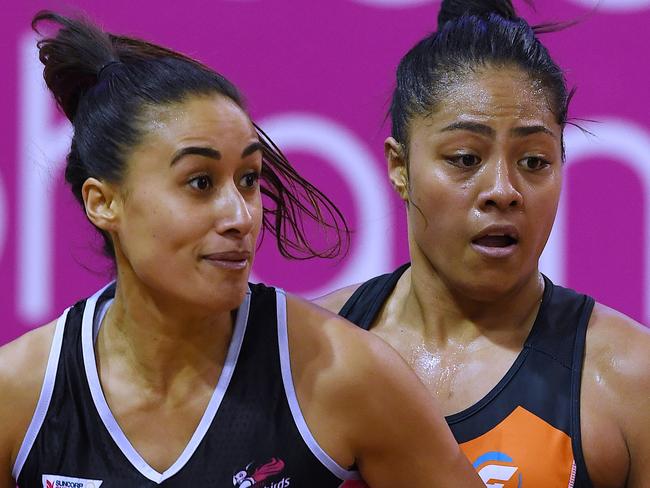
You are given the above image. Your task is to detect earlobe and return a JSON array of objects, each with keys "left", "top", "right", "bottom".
[
  {"left": 82, "top": 178, "right": 119, "bottom": 231},
  {"left": 385, "top": 137, "right": 409, "bottom": 201}
]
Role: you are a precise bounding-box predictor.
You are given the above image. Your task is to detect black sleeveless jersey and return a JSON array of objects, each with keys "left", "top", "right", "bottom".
[
  {"left": 340, "top": 264, "right": 595, "bottom": 488},
  {"left": 14, "top": 283, "right": 364, "bottom": 488}
]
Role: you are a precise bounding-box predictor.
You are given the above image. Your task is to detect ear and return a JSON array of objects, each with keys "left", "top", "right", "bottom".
[
  {"left": 81, "top": 177, "right": 120, "bottom": 231},
  {"left": 385, "top": 137, "right": 409, "bottom": 201}
]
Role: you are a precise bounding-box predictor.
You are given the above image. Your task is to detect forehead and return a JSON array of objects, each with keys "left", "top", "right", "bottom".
[
  {"left": 427, "top": 65, "right": 559, "bottom": 130},
  {"left": 138, "top": 93, "right": 257, "bottom": 149}
]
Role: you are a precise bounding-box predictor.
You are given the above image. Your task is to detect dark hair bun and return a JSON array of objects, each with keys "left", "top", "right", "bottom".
[
  {"left": 32, "top": 11, "right": 118, "bottom": 121},
  {"left": 438, "top": 0, "right": 517, "bottom": 29}
]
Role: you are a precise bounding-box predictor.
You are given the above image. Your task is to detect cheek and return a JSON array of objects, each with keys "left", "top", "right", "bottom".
[
  {"left": 529, "top": 176, "right": 562, "bottom": 223},
  {"left": 408, "top": 178, "right": 465, "bottom": 244},
  {"left": 409, "top": 169, "right": 468, "bottom": 221},
  {"left": 121, "top": 193, "right": 198, "bottom": 251},
  {"left": 248, "top": 194, "right": 264, "bottom": 237}
]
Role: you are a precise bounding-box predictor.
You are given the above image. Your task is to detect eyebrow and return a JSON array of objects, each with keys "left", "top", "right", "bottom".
[
  {"left": 169, "top": 141, "right": 263, "bottom": 166},
  {"left": 440, "top": 121, "right": 495, "bottom": 137},
  {"left": 440, "top": 121, "right": 555, "bottom": 139},
  {"left": 170, "top": 146, "right": 221, "bottom": 166},
  {"left": 510, "top": 125, "right": 556, "bottom": 138},
  {"left": 241, "top": 141, "right": 264, "bottom": 158}
]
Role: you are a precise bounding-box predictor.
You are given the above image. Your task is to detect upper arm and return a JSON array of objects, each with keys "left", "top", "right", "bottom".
[
  {"left": 342, "top": 334, "right": 482, "bottom": 488},
  {"left": 0, "top": 322, "right": 55, "bottom": 484},
  {"left": 625, "top": 359, "right": 650, "bottom": 487},
  {"left": 311, "top": 284, "right": 360, "bottom": 314},
  {"left": 583, "top": 305, "right": 650, "bottom": 487},
  {"left": 610, "top": 320, "right": 650, "bottom": 487},
  {"left": 286, "top": 297, "right": 481, "bottom": 488}
]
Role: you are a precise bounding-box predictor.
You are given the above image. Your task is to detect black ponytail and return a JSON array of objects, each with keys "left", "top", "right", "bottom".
[
  {"left": 33, "top": 12, "right": 119, "bottom": 121},
  {"left": 437, "top": 0, "right": 518, "bottom": 28},
  {"left": 33, "top": 11, "right": 348, "bottom": 261}
]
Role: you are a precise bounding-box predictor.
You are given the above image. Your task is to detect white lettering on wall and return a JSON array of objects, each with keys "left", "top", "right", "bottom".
[
  {"left": 256, "top": 113, "right": 393, "bottom": 297},
  {"left": 0, "top": 172, "right": 6, "bottom": 261},
  {"left": 540, "top": 119, "right": 650, "bottom": 324},
  {"left": 566, "top": 0, "right": 650, "bottom": 11},
  {"left": 353, "top": 0, "right": 650, "bottom": 11},
  {"left": 352, "top": 0, "right": 435, "bottom": 7},
  {"left": 18, "top": 35, "right": 73, "bottom": 323}
]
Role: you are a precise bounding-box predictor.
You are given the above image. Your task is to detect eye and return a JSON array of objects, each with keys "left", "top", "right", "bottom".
[
  {"left": 518, "top": 156, "right": 550, "bottom": 171},
  {"left": 188, "top": 175, "right": 212, "bottom": 191},
  {"left": 447, "top": 153, "right": 481, "bottom": 168},
  {"left": 239, "top": 172, "right": 260, "bottom": 189}
]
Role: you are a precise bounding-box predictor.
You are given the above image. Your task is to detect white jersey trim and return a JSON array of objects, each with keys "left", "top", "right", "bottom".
[
  {"left": 276, "top": 289, "right": 361, "bottom": 481},
  {"left": 81, "top": 284, "right": 251, "bottom": 484},
  {"left": 12, "top": 306, "right": 70, "bottom": 481}
]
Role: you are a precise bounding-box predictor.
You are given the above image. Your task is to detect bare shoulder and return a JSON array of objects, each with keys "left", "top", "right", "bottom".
[
  {"left": 581, "top": 303, "right": 650, "bottom": 486},
  {"left": 583, "top": 303, "right": 650, "bottom": 417},
  {"left": 311, "top": 283, "right": 361, "bottom": 313},
  {"left": 286, "top": 294, "right": 396, "bottom": 465},
  {"left": 285, "top": 295, "right": 472, "bottom": 486},
  {"left": 0, "top": 321, "right": 57, "bottom": 472},
  {"left": 287, "top": 293, "right": 406, "bottom": 382},
  {"left": 585, "top": 303, "right": 650, "bottom": 386},
  {"left": 286, "top": 293, "right": 439, "bottom": 425},
  {"left": 0, "top": 321, "right": 56, "bottom": 403}
]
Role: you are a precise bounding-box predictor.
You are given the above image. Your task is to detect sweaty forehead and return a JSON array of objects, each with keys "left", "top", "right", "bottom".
[
  {"left": 135, "top": 94, "right": 256, "bottom": 148},
  {"left": 434, "top": 65, "right": 555, "bottom": 124},
  {"left": 141, "top": 95, "right": 250, "bottom": 131}
]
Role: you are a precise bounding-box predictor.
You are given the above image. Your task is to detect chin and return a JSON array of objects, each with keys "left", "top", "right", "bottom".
[
  {"left": 463, "top": 267, "right": 535, "bottom": 301},
  {"left": 169, "top": 275, "right": 250, "bottom": 314},
  {"left": 208, "top": 279, "right": 250, "bottom": 310},
  {"left": 449, "top": 268, "right": 517, "bottom": 300}
]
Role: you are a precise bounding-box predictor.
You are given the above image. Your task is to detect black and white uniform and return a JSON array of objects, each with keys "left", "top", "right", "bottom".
[
  {"left": 339, "top": 264, "right": 595, "bottom": 488},
  {"left": 14, "top": 283, "right": 363, "bottom": 488}
]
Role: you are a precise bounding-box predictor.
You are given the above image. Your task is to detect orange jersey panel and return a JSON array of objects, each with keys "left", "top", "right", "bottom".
[{"left": 460, "top": 406, "right": 575, "bottom": 487}]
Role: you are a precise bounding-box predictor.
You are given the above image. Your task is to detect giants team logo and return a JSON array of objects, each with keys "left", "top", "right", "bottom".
[
  {"left": 42, "top": 474, "right": 103, "bottom": 488},
  {"left": 472, "top": 451, "right": 521, "bottom": 488},
  {"left": 232, "top": 458, "right": 290, "bottom": 488}
]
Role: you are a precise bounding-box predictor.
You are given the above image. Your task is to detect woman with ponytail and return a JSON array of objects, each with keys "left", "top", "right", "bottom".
[
  {"left": 0, "top": 12, "right": 483, "bottom": 488},
  {"left": 318, "top": 1, "right": 650, "bottom": 486}
]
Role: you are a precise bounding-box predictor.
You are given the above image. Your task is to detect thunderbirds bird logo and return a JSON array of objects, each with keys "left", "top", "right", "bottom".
[{"left": 232, "top": 458, "right": 289, "bottom": 488}]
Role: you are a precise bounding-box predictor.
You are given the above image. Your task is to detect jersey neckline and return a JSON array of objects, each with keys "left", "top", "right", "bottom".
[
  {"left": 362, "top": 263, "right": 555, "bottom": 424},
  {"left": 80, "top": 283, "right": 251, "bottom": 484},
  {"left": 445, "top": 275, "right": 554, "bottom": 424}
]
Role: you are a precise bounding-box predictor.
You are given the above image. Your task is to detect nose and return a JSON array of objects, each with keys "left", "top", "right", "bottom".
[
  {"left": 477, "top": 158, "right": 523, "bottom": 211},
  {"left": 214, "top": 183, "right": 255, "bottom": 237}
]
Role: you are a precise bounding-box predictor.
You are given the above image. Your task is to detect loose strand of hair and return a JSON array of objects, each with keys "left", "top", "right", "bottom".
[{"left": 254, "top": 123, "right": 350, "bottom": 260}]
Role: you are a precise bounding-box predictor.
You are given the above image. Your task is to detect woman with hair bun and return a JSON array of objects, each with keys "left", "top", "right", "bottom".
[
  {"left": 318, "top": 1, "right": 650, "bottom": 486},
  {"left": 0, "top": 12, "right": 483, "bottom": 488}
]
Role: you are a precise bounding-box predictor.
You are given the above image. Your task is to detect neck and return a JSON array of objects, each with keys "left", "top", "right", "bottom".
[
  {"left": 96, "top": 274, "right": 237, "bottom": 393},
  {"left": 395, "top": 254, "right": 544, "bottom": 346}
]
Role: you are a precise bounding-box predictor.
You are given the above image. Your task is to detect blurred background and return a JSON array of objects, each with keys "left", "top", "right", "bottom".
[{"left": 1, "top": 0, "right": 649, "bottom": 344}]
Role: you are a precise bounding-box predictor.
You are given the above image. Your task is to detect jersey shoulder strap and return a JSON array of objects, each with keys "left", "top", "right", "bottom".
[{"left": 339, "top": 263, "right": 410, "bottom": 330}]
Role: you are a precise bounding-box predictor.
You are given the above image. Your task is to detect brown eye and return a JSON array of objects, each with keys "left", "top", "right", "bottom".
[
  {"left": 518, "top": 156, "right": 550, "bottom": 171},
  {"left": 189, "top": 175, "right": 212, "bottom": 191},
  {"left": 448, "top": 154, "right": 481, "bottom": 168},
  {"left": 239, "top": 172, "right": 259, "bottom": 189}
]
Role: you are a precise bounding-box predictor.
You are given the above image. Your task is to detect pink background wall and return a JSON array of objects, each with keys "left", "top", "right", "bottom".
[{"left": 1, "top": 0, "right": 649, "bottom": 344}]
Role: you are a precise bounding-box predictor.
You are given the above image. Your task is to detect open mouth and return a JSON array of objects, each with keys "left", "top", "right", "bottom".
[{"left": 472, "top": 234, "right": 518, "bottom": 248}]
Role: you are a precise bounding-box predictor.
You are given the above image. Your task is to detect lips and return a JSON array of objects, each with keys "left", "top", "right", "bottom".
[
  {"left": 202, "top": 250, "right": 251, "bottom": 269},
  {"left": 473, "top": 235, "right": 518, "bottom": 248},
  {"left": 203, "top": 251, "right": 251, "bottom": 261},
  {"left": 471, "top": 225, "right": 520, "bottom": 258}
]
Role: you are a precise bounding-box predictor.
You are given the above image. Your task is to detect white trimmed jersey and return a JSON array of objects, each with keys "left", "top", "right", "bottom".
[{"left": 14, "top": 283, "right": 365, "bottom": 488}]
